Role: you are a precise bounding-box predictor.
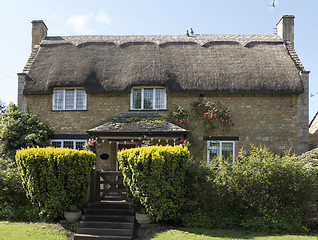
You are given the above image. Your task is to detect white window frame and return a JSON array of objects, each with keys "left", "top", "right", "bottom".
[
  {"left": 130, "top": 87, "right": 167, "bottom": 110},
  {"left": 51, "top": 139, "right": 87, "bottom": 150},
  {"left": 52, "top": 88, "right": 87, "bottom": 111},
  {"left": 207, "top": 140, "right": 235, "bottom": 165}
]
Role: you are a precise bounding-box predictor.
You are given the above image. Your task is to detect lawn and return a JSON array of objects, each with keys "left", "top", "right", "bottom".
[
  {"left": 0, "top": 222, "right": 69, "bottom": 240},
  {"left": 0, "top": 222, "right": 316, "bottom": 240},
  {"left": 137, "top": 227, "right": 317, "bottom": 240}
]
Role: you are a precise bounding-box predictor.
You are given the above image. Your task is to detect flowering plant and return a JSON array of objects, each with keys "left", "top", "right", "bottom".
[
  {"left": 178, "top": 138, "right": 190, "bottom": 147},
  {"left": 191, "top": 100, "right": 232, "bottom": 127},
  {"left": 169, "top": 104, "right": 189, "bottom": 125},
  {"left": 84, "top": 138, "right": 101, "bottom": 151},
  {"left": 169, "top": 99, "right": 232, "bottom": 130}
]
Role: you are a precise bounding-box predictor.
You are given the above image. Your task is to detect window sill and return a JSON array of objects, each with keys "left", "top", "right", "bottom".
[
  {"left": 51, "top": 109, "right": 87, "bottom": 112},
  {"left": 129, "top": 109, "right": 168, "bottom": 112}
]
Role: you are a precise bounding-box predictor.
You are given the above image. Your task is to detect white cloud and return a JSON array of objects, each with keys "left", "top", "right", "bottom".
[
  {"left": 66, "top": 11, "right": 112, "bottom": 34},
  {"left": 67, "top": 13, "right": 93, "bottom": 33},
  {"left": 95, "top": 11, "right": 112, "bottom": 25}
]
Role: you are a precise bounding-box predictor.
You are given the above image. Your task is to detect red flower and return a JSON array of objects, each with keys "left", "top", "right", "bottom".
[
  {"left": 214, "top": 114, "right": 217, "bottom": 117},
  {"left": 173, "top": 118, "right": 176, "bottom": 121},
  {"left": 180, "top": 139, "right": 184, "bottom": 143},
  {"left": 180, "top": 121, "right": 184, "bottom": 124}
]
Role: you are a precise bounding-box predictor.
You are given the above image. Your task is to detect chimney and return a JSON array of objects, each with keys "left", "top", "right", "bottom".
[
  {"left": 276, "top": 15, "right": 295, "bottom": 48},
  {"left": 31, "top": 20, "right": 48, "bottom": 49}
]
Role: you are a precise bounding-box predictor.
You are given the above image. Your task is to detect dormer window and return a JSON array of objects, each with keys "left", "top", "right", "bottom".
[
  {"left": 52, "top": 88, "right": 86, "bottom": 110},
  {"left": 130, "top": 87, "right": 166, "bottom": 110}
]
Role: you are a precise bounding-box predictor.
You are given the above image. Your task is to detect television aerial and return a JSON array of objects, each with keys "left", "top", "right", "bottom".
[{"left": 269, "top": 0, "right": 279, "bottom": 33}]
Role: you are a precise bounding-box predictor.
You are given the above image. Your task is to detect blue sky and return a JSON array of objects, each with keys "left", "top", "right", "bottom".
[{"left": 1, "top": 0, "right": 317, "bottom": 119}]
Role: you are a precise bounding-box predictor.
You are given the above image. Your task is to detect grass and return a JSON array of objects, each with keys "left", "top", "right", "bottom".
[
  {"left": 0, "top": 222, "right": 69, "bottom": 240},
  {"left": 0, "top": 222, "right": 316, "bottom": 240},
  {"left": 137, "top": 227, "right": 317, "bottom": 240}
]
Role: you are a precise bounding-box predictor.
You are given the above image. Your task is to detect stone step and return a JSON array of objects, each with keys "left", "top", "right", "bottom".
[
  {"left": 74, "top": 233, "right": 132, "bottom": 240},
  {"left": 82, "top": 215, "right": 134, "bottom": 222},
  {"left": 84, "top": 208, "right": 133, "bottom": 216},
  {"left": 87, "top": 201, "right": 129, "bottom": 210},
  {"left": 77, "top": 227, "right": 133, "bottom": 236},
  {"left": 79, "top": 221, "right": 134, "bottom": 229}
]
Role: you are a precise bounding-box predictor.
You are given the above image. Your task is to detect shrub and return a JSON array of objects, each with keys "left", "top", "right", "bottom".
[
  {"left": 0, "top": 104, "right": 53, "bottom": 168},
  {"left": 0, "top": 167, "right": 39, "bottom": 222},
  {"left": 16, "top": 147, "right": 95, "bottom": 220},
  {"left": 182, "top": 146, "right": 315, "bottom": 233},
  {"left": 0, "top": 168, "right": 29, "bottom": 206},
  {"left": 296, "top": 147, "right": 318, "bottom": 171},
  {"left": 118, "top": 145, "right": 189, "bottom": 222},
  {"left": 0, "top": 202, "right": 40, "bottom": 222},
  {"left": 233, "top": 147, "right": 313, "bottom": 228},
  {"left": 296, "top": 147, "right": 318, "bottom": 228}
]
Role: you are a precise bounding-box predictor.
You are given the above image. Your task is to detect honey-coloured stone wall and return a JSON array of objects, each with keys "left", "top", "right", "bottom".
[{"left": 24, "top": 92, "right": 308, "bottom": 164}]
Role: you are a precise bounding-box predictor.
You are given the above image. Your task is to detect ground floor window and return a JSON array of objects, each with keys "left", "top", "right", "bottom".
[
  {"left": 205, "top": 136, "right": 239, "bottom": 166},
  {"left": 51, "top": 139, "right": 86, "bottom": 150}
]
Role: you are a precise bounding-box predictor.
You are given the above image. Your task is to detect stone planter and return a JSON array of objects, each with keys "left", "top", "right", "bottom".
[
  {"left": 135, "top": 212, "right": 151, "bottom": 224},
  {"left": 64, "top": 210, "right": 82, "bottom": 223}
]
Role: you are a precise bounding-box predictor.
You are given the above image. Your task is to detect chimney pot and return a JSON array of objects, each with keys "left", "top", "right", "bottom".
[
  {"left": 276, "top": 15, "right": 295, "bottom": 48},
  {"left": 31, "top": 20, "right": 48, "bottom": 50}
]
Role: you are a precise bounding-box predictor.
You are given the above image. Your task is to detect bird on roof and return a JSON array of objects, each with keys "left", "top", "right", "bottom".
[{"left": 190, "top": 28, "right": 194, "bottom": 35}]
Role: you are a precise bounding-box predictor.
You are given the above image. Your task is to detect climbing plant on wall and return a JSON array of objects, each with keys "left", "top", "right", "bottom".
[{"left": 169, "top": 99, "right": 232, "bottom": 130}]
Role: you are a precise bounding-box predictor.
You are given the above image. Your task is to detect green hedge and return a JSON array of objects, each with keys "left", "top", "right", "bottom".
[
  {"left": 182, "top": 146, "right": 316, "bottom": 233},
  {"left": 16, "top": 147, "right": 95, "bottom": 220},
  {"left": 118, "top": 145, "right": 190, "bottom": 222}
]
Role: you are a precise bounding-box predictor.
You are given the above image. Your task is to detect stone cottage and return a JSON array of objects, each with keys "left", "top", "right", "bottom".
[{"left": 18, "top": 15, "right": 309, "bottom": 170}]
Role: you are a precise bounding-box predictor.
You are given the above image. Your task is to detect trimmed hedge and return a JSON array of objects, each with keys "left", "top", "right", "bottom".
[
  {"left": 16, "top": 147, "right": 95, "bottom": 220},
  {"left": 118, "top": 145, "right": 190, "bottom": 222}
]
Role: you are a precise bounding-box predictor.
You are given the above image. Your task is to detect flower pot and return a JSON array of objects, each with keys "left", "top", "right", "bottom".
[
  {"left": 135, "top": 212, "right": 151, "bottom": 224},
  {"left": 64, "top": 210, "right": 82, "bottom": 223}
]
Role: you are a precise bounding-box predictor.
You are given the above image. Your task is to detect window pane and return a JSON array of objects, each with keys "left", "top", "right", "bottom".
[
  {"left": 76, "top": 90, "right": 86, "bottom": 110},
  {"left": 76, "top": 141, "right": 85, "bottom": 150},
  {"left": 222, "top": 142, "right": 234, "bottom": 164},
  {"left": 155, "top": 88, "right": 166, "bottom": 109},
  {"left": 132, "top": 89, "right": 142, "bottom": 109},
  {"left": 65, "top": 90, "right": 75, "bottom": 109},
  {"left": 51, "top": 141, "right": 62, "bottom": 148},
  {"left": 63, "top": 141, "right": 74, "bottom": 149},
  {"left": 208, "top": 141, "right": 219, "bottom": 164},
  {"left": 53, "top": 90, "right": 64, "bottom": 110},
  {"left": 143, "top": 88, "right": 153, "bottom": 109}
]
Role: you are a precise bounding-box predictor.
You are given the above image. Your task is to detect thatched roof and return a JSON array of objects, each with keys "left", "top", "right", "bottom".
[
  {"left": 87, "top": 112, "right": 188, "bottom": 136},
  {"left": 21, "top": 34, "right": 305, "bottom": 95}
]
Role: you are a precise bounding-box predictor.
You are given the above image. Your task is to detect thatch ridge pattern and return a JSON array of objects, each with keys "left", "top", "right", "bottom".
[{"left": 22, "top": 34, "right": 304, "bottom": 95}]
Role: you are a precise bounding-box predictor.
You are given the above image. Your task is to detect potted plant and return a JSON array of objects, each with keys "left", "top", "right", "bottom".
[
  {"left": 135, "top": 208, "right": 151, "bottom": 224},
  {"left": 83, "top": 137, "right": 101, "bottom": 153},
  {"left": 134, "top": 201, "right": 151, "bottom": 224},
  {"left": 64, "top": 204, "right": 82, "bottom": 223}
]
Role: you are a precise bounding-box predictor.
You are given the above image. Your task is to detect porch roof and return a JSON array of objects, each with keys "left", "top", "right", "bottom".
[{"left": 86, "top": 112, "right": 188, "bottom": 137}]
